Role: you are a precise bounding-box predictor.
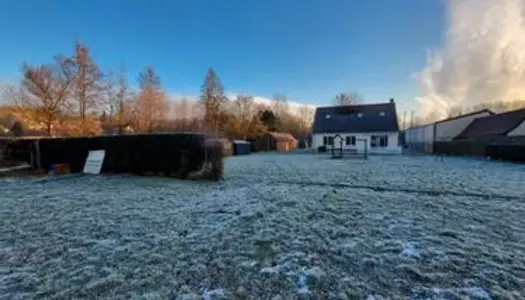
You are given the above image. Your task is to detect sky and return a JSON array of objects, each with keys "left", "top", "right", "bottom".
[{"left": 0, "top": 0, "right": 446, "bottom": 112}]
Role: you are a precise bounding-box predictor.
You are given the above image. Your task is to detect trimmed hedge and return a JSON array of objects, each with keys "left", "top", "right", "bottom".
[
  {"left": 433, "top": 141, "right": 487, "bottom": 157},
  {"left": 486, "top": 144, "right": 525, "bottom": 162},
  {"left": 2, "top": 133, "right": 224, "bottom": 180},
  {"left": 0, "top": 138, "right": 34, "bottom": 163},
  {"left": 434, "top": 139, "right": 525, "bottom": 163}
]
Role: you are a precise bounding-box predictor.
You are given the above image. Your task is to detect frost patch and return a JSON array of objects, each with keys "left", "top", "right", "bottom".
[
  {"left": 342, "top": 241, "right": 358, "bottom": 249},
  {"left": 413, "top": 286, "right": 493, "bottom": 300},
  {"left": 203, "top": 288, "right": 225, "bottom": 300},
  {"left": 296, "top": 266, "right": 325, "bottom": 294},
  {"left": 240, "top": 260, "right": 258, "bottom": 268},
  {"left": 297, "top": 274, "right": 309, "bottom": 294},
  {"left": 401, "top": 242, "right": 421, "bottom": 259},
  {"left": 178, "top": 292, "right": 200, "bottom": 300},
  {"left": 461, "top": 287, "right": 493, "bottom": 300},
  {"left": 369, "top": 213, "right": 384, "bottom": 221},
  {"left": 366, "top": 295, "right": 386, "bottom": 300},
  {"left": 260, "top": 265, "right": 281, "bottom": 274}
]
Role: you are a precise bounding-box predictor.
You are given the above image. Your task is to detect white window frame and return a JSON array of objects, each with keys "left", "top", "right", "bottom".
[{"left": 370, "top": 135, "right": 388, "bottom": 148}]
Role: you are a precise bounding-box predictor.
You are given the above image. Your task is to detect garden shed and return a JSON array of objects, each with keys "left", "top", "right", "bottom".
[
  {"left": 232, "top": 140, "right": 251, "bottom": 155},
  {"left": 255, "top": 132, "right": 298, "bottom": 152}
]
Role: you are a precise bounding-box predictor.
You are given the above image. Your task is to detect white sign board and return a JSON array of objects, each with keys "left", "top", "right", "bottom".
[{"left": 83, "top": 150, "right": 106, "bottom": 174}]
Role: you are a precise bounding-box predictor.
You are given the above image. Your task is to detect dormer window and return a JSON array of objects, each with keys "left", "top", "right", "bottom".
[
  {"left": 357, "top": 113, "right": 363, "bottom": 118},
  {"left": 379, "top": 111, "right": 386, "bottom": 117},
  {"left": 325, "top": 114, "right": 331, "bottom": 119}
]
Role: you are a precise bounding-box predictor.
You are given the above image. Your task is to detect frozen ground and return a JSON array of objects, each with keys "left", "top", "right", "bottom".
[{"left": 1, "top": 153, "right": 524, "bottom": 300}]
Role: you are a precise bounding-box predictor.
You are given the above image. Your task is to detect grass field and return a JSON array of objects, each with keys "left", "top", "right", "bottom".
[{"left": 1, "top": 153, "right": 524, "bottom": 299}]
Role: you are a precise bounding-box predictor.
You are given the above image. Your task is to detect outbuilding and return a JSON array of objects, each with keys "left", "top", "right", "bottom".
[
  {"left": 255, "top": 132, "right": 298, "bottom": 152},
  {"left": 232, "top": 140, "right": 251, "bottom": 155},
  {"left": 455, "top": 108, "right": 525, "bottom": 142},
  {"left": 434, "top": 109, "right": 494, "bottom": 142},
  {"left": 405, "top": 109, "right": 493, "bottom": 154},
  {"left": 404, "top": 124, "right": 434, "bottom": 153}
]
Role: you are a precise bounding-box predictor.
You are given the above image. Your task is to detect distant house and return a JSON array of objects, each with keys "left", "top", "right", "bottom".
[
  {"left": 255, "top": 132, "right": 298, "bottom": 152},
  {"left": 404, "top": 109, "right": 493, "bottom": 153},
  {"left": 455, "top": 108, "right": 525, "bottom": 141},
  {"left": 311, "top": 99, "right": 400, "bottom": 154}
]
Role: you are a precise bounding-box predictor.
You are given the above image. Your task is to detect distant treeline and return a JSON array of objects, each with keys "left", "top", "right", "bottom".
[{"left": 0, "top": 41, "right": 316, "bottom": 141}]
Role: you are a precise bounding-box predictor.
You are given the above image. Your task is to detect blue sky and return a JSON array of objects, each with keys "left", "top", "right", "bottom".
[{"left": 0, "top": 0, "right": 446, "bottom": 112}]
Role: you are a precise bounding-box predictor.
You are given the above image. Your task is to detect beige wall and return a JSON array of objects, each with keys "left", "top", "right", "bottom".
[
  {"left": 435, "top": 111, "right": 492, "bottom": 141},
  {"left": 507, "top": 120, "right": 525, "bottom": 136},
  {"left": 405, "top": 124, "right": 434, "bottom": 144}
]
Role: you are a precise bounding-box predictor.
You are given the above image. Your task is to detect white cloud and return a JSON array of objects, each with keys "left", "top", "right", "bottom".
[{"left": 415, "top": 0, "right": 525, "bottom": 119}]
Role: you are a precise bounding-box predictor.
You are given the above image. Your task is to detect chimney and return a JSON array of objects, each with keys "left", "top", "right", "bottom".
[{"left": 389, "top": 98, "right": 395, "bottom": 103}]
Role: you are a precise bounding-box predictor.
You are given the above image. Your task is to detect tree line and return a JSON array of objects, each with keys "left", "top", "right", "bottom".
[{"left": 0, "top": 41, "right": 316, "bottom": 141}]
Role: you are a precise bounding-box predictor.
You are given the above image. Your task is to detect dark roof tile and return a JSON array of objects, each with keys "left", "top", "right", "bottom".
[
  {"left": 455, "top": 108, "right": 525, "bottom": 139},
  {"left": 312, "top": 102, "right": 399, "bottom": 133}
]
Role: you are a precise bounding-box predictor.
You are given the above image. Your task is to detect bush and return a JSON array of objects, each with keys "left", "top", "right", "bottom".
[
  {"left": 188, "top": 137, "right": 224, "bottom": 181},
  {"left": 32, "top": 133, "right": 224, "bottom": 180},
  {"left": 10, "top": 122, "right": 24, "bottom": 137}
]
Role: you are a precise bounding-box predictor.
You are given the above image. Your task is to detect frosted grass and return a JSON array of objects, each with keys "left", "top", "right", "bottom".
[{"left": 1, "top": 154, "right": 524, "bottom": 299}]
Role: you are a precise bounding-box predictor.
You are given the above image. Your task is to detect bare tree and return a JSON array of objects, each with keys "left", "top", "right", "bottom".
[
  {"left": 71, "top": 42, "right": 103, "bottom": 134},
  {"left": 233, "top": 94, "right": 254, "bottom": 120},
  {"left": 136, "top": 66, "right": 168, "bottom": 132},
  {"left": 101, "top": 69, "right": 117, "bottom": 124},
  {"left": 114, "top": 66, "right": 133, "bottom": 134},
  {"left": 271, "top": 92, "right": 289, "bottom": 117},
  {"left": 333, "top": 92, "right": 362, "bottom": 106},
  {"left": 229, "top": 94, "right": 256, "bottom": 139},
  {"left": 200, "top": 68, "right": 226, "bottom": 132},
  {"left": 298, "top": 104, "right": 315, "bottom": 133},
  {"left": 18, "top": 57, "right": 76, "bottom": 136},
  {"left": 0, "top": 85, "right": 21, "bottom": 132},
  {"left": 175, "top": 97, "right": 197, "bottom": 130}
]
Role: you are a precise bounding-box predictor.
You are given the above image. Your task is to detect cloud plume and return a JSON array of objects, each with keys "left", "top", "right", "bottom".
[{"left": 416, "top": 0, "right": 525, "bottom": 120}]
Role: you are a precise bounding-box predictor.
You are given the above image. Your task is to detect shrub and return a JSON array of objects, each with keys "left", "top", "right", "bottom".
[{"left": 10, "top": 121, "right": 24, "bottom": 137}]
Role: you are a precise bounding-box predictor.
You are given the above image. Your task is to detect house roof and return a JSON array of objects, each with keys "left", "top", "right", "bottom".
[
  {"left": 268, "top": 131, "right": 297, "bottom": 143},
  {"left": 312, "top": 102, "right": 399, "bottom": 134},
  {"left": 434, "top": 109, "right": 494, "bottom": 125},
  {"left": 455, "top": 108, "right": 525, "bottom": 139}
]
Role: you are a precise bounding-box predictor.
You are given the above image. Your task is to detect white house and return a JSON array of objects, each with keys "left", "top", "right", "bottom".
[{"left": 311, "top": 99, "right": 401, "bottom": 154}]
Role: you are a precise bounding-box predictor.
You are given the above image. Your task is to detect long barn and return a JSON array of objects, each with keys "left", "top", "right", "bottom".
[{"left": 404, "top": 109, "right": 493, "bottom": 154}]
